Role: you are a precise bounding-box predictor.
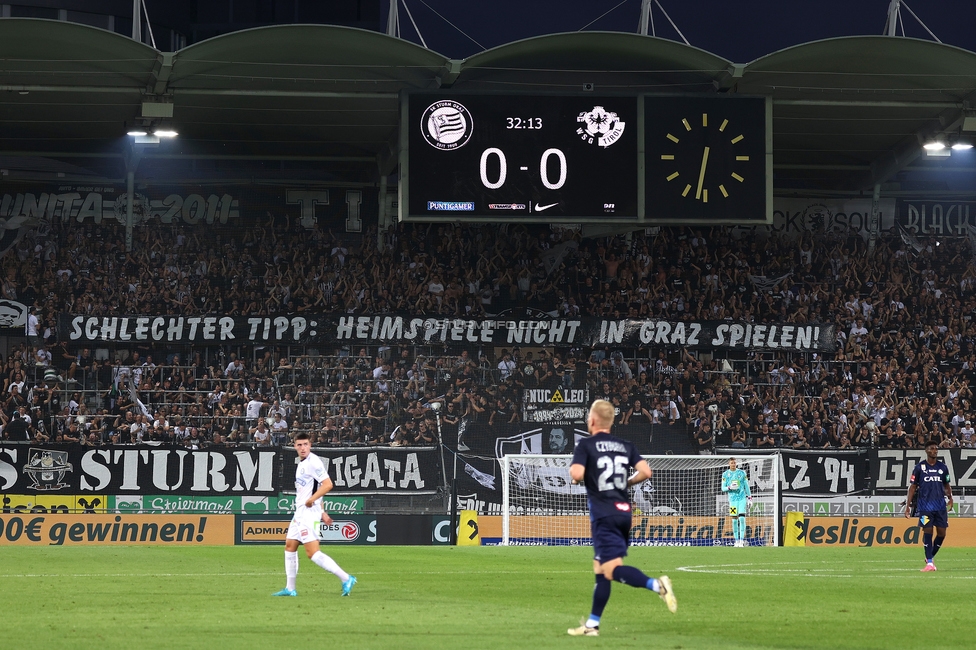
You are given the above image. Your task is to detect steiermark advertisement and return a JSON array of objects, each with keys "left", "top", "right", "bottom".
[{"left": 107, "top": 494, "right": 362, "bottom": 514}]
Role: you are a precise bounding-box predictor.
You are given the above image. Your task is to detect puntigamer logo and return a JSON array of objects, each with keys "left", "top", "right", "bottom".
[{"left": 421, "top": 100, "right": 473, "bottom": 150}]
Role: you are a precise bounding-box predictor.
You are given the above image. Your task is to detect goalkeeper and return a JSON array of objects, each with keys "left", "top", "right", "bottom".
[{"left": 721, "top": 457, "right": 751, "bottom": 547}]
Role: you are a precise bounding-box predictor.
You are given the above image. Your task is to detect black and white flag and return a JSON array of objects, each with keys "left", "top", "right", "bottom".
[{"left": 463, "top": 460, "right": 496, "bottom": 489}]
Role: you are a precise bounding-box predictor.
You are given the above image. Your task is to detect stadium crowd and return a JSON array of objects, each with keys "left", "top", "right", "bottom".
[{"left": 0, "top": 213, "right": 974, "bottom": 452}]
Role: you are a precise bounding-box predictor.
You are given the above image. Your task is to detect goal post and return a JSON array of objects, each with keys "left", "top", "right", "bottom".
[{"left": 501, "top": 454, "right": 780, "bottom": 547}]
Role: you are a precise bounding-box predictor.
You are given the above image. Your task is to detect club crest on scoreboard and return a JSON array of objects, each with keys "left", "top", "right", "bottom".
[
  {"left": 576, "top": 106, "right": 625, "bottom": 148},
  {"left": 422, "top": 100, "right": 473, "bottom": 150}
]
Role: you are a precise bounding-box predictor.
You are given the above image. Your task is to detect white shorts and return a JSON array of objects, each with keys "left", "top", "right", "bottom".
[{"left": 286, "top": 513, "right": 320, "bottom": 545}]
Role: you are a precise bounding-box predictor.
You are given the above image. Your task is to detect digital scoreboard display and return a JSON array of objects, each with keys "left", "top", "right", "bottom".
[
  {"left": 402, "top": 93, "right": 640, "bottom": 222},
  {"left": 400, "top": 93, "right": 771, "bottom": 225}
]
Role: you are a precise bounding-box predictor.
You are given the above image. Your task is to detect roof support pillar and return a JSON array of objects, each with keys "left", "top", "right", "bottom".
[
  {"left": 868, "top": 183, "right": 882, "bottom": 254},
  {"left": 377, "top": 175, "right": 389, "bottom": 252}
]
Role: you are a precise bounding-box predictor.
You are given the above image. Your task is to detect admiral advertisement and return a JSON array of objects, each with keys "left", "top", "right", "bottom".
[
  {"left": 59, "top": 313, "right": 837, "bottom": 352},
  {"left": 236, "top": 514, "right": 452, "bottom": 545}
]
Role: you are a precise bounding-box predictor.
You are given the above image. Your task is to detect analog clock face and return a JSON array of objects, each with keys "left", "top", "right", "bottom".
[
  {"left": 645, "top": 96, "right": 768, "bottom": 224},
  {"left": 660, "top": 113, "right": 750, "bottom": 203}
]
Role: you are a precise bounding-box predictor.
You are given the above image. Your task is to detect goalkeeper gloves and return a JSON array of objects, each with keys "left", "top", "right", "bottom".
[{"left": 747, "top": 497, "right": 753, "bottom": 506}]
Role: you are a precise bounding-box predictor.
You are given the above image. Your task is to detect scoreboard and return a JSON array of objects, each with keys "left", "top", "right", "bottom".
[{"left": 400, "top": 93, "right": 771, "bottom": 225}]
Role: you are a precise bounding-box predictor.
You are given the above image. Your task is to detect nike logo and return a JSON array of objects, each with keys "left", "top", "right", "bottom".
[{"left": 534, "top": 202, "right": 559, "bottom": 212}]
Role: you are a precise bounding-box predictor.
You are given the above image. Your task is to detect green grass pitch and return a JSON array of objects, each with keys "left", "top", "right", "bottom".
[{"left": 3, "top": 545, "right": 975, "bottom": 649}]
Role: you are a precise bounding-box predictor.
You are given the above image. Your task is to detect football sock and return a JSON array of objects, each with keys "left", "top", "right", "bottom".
[
  {"left": 612, "top": 565, "right": 652, "bottom": 589},
  {"left": 932, "top": 535, "right": 945, "bottom": 559},
  {"left": 284, "top": 550, "right": 299, "bottom": 591},
  {"left": 738, "top": 517, "right": 747, "bottom": 542},
  {"left": 311, "top": 551, "right": 350, "bottom": 582},
  {"left": 923, "top": 532, "right": 933, "bottom": 562},
  {"left": 590, "top": 575, "right": 611, "bottom": 622}
]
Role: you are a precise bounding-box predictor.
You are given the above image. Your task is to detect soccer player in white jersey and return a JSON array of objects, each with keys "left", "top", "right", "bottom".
[{"left": 273, "top": 432, "right": 357, "bottom": 597}]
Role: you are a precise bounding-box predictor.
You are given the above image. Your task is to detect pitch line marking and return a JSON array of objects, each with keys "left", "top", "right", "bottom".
[
  {"left": 0, "top": 569, "right": 584, "bottom": 578},
  {"left": 677, "top": 560, "right": 976, "bottom": 579}
]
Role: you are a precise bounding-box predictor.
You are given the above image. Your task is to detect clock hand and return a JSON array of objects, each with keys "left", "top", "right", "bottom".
[{"left": 695, "top": 146, "right": 710, "bottom": 200}]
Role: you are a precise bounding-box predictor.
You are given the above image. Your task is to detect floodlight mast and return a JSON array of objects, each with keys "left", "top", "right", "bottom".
[
  {"left": 386, "top": 0, "right": 428, "bottom": 48},
  {"left": 130, "top": 0, "right": 157, "bottom": 48},
  {"left": 884, "top": 0, "right": 942, "bottom": 42},
  {"left": 637, "top": 0, "right": 690, "bottom": 46},
  {"left": 386, "top": 0, "right": 399, "bottom": 38}
]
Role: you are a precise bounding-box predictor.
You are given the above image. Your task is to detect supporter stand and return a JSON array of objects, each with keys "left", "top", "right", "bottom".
[{"left": 0, "top": 220, "right": 972, "bottom": 463}]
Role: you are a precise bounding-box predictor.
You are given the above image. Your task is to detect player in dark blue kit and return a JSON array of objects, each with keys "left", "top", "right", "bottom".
[
  {"left": 904, "top": 440, "right": 953, "bottom": 572},
  {"left": 567, "top": 399, "right": 677, "bottom": 637}
]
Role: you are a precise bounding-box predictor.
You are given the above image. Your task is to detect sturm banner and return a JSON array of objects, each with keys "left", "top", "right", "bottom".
[
  {"left": 60, "top": 313, "right": 837, "bottom": 352},
  {"left": 0, "top": 445, "right": 279, "bottom": 495},
  {"left": 0, "top": 445, "right": 445, "bottom": 496}
]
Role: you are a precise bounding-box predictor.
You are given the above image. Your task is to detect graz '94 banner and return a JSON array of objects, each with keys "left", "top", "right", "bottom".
[{"left": 60, "top": 313, "right": 836, "bottom": 352}]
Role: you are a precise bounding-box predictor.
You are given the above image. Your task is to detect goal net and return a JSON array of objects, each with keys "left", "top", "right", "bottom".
[{"left": 501, "top": 454, "right": 779, "bottom": 547}]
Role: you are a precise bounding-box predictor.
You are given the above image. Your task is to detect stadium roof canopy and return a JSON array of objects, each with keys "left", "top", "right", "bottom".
[{"left": 2, "top": 18, "right": 976, "bottom": 196}]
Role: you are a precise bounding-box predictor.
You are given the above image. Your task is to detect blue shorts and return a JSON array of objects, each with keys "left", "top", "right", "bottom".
[
  {"left": 591, "top": 514, "right": 631, "bottom": 563},
  {"left": 918, "top": 509, "right": 948, "bottom": 530},
  {"left": 729, "top": 498, "right": 747, "bottom": 518}
]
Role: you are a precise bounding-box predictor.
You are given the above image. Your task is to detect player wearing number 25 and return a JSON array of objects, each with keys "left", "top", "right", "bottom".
[
  {"left": 722, "top": 458, "right": 752, "bottom": 547},
  {"left": 567, "top": 399, "right": 677, "bottom": 637}
]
